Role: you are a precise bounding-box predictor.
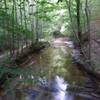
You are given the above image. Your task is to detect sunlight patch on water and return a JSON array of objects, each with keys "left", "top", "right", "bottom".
[
  {"left": 50, "top": 76, "right": 73, "bottom": 100},
  {"left": 52, "top": 76, "right": 67, "bottom": 91}
]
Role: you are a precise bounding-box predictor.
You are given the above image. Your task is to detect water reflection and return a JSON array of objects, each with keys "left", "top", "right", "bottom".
[
  {"left": 16, "top": 39, "right": 95, "bottom": 100},
  {"left": 31, "top": 42, "right": 84, "bottom": 85},
  {"left": 24, "top": 76, "right": 74, "bottom": 100},
  {"left": 50, "top": 76, "right": 73, "bottom": 100}
]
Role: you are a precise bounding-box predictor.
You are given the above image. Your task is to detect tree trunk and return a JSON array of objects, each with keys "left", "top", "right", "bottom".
[{"left": 76, "top": 0, "right": 82, "bottom": 49}]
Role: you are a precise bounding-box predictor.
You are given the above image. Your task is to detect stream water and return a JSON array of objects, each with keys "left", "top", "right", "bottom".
[{"left": 3, "top": 38, "right": 99, "bottom": 100}]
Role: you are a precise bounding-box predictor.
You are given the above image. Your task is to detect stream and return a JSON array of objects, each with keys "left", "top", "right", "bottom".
[{"left": 1, "top": 38, "right": 99, "bottom": 100}]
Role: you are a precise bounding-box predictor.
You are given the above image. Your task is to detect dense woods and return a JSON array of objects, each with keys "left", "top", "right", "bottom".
[{"left": 0, "top": 0, "right": 100, "bottom": 100}]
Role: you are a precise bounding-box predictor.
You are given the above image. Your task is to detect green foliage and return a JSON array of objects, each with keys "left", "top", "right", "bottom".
[
  {"left": 0, "top": 0, "right": 99, "bottom": 66},
  {"left": 0, "top": 0, "right": 80, "bottom": 47}
]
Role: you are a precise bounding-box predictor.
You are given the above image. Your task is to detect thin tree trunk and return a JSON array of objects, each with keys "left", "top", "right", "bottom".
[
  {"left": 4, "top": 0, "right": 7, "bottom": 51},
  {"left": 11, "top": 0, "right": 15, "bottom": 56},
  {"left": 14, "top": 0, "right": 19, "bottom": 56},
  {"left": 76, "top": 0, "right": 82, "bottom": 48},
  {"left": 23, "top": 0, "right": 28, "bottom": 47},
  {"left": 19, "top": 0, "right": 24, "bottom": 53},
  {"left": 85, "top": 0, "right": 91, "bottom": 61},
  {"left": 35, "top": 4, "right": 39, "bottom": 43}
]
